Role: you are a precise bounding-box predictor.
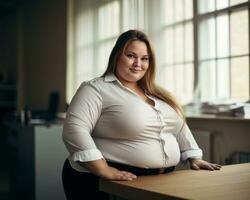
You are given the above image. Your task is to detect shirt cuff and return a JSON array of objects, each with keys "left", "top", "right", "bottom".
[
  {"left": 70, "top": 148, "right": 104, "bottom": 162},
  {"left": 181, "top": 149, "right": 203, "bottom": 161}
]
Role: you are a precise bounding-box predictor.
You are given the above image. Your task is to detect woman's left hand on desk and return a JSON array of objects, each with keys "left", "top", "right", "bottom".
[{"left": 189, "top": 159, "right": 222, "bottom": 171}]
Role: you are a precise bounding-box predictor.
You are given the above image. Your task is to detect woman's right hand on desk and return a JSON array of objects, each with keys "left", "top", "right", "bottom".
[
  {"left": 79, "top": 159, "right": 137, "bottom": 181},
  {"left": 100, "top": 166, "right": 137, "bottom": 181}
]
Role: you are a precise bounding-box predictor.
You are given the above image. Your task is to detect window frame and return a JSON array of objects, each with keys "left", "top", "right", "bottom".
[
  {"left": 67, "top": 0, "right": 250, "bottom": 104},
  {"left": 193, "top": 0, "right": 250, "bottom": 102}
]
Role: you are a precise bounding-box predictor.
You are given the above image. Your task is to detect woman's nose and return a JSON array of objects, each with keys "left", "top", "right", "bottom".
[{"left": 133, "top": 58, "right": 141, "bottom": 66}]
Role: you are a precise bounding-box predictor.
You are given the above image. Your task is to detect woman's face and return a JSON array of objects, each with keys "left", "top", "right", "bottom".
[{"left": 115, "top": 40, "right": 149, "bottom": 85}]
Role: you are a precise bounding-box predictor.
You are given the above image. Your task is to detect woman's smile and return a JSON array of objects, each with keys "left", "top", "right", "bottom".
[{"left": 129, "top": 67, "right": 143, "bottom": 73}]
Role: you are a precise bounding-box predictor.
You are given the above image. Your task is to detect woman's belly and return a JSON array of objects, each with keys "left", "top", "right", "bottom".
[{"left": 94, "top": 135, "right": 180, "bottom": 168}]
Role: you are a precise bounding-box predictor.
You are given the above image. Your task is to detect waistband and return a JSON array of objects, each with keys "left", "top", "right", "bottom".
[{"left": 107, "top": 161, "right": 175, "bottom": 176}]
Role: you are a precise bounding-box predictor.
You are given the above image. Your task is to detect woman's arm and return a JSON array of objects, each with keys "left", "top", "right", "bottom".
[
  {"left": 176, "top": 123, "right": 203, "bottom": 161},
  {"left": 63, "top": 83, "right": 104, "bottom": 162},
  {"left": 63, "top": 83, "right": 135, "bottom": 180},
  {"left": 79, "top": 159, "right": 137, "bottom": 181},
  {"left": 176, "top": 122, "right": 221, "bottom": 170}
]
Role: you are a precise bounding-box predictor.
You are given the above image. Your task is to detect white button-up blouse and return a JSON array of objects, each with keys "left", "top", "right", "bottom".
[{"left": 62, "top": 73, "right": 202, "bottom": 172}]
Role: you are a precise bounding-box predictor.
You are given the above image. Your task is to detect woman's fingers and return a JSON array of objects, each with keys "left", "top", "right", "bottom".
[
  {"left": 190, "top": 162, "right": 200, "bottom": 170},
  {"left": 211, "top": 163, "right": 222, "bottom": 170},
  {"left": 204, "top": 163, "right": 215, "bottom": 171},
  {"left": 203, "top": 162, "right": 222, "bottom": 170},
  {"left": 190, "top": 159, "right": 222, "bottom": 171},
  {"left": 114, "top": 171, "right": 137, "bottom": 181}
]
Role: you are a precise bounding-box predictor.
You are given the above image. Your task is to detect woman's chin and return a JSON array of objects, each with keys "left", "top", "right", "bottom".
[{"left": 127, "top": 74, "right": 144, "bottom": 82}]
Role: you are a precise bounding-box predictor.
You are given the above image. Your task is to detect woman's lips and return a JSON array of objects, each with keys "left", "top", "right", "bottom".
[{"left": 130, "top": 67, "right": 143, "bottom": 72}]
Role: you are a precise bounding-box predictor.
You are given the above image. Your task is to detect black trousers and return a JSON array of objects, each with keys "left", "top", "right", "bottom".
[
  {"left": 62, "top": 159, "right": 110, "bottom": 200},
  {"left": 62, "top": 158, "right": 175, "bottom": 200}
]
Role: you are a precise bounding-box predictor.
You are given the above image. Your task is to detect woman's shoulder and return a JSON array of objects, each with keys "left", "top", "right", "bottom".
[
  {"left": 79, "top": 76, "right": 104, "bottom": 90},
  {"left": 77, "top": 74, "right": 117, "bottom": 94},
  {"left": 72, "top": 77, "right": 105, "bottom": 101}
]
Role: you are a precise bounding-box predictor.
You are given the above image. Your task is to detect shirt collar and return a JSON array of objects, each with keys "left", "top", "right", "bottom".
[
  {"left": 104, "top": 73, "right": 125, "bottom": 88},
  {"left": 104, "top": 73, "right": 159, "bottom": 109},
  {"left": 104, "top": 73, "right": 118, "bottom": 82}
]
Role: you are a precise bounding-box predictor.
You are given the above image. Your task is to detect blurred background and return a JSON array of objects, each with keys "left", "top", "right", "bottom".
[{"left": 0, "top": 0, "right": 249, "bottom": 199}]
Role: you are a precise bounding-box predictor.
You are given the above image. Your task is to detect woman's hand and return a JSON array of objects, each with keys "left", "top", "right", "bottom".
[
  {"left": 79, "top": 159, "right": 137, "bottom": 181},
  {"left": 100, "top": 166, "right": 137, "bottom": 181},
  {"left": 189, "top": 159, "right": 222, "bottom": 171}
]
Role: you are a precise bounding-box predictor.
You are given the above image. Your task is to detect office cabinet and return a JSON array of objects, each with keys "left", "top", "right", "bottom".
[{"left": 7, "top": 123, "right": 68, "bottom": 200}]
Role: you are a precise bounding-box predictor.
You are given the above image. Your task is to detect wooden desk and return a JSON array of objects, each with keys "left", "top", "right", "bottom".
[{"left": 99, "top": 163, "right": 250, "bottom": 200}]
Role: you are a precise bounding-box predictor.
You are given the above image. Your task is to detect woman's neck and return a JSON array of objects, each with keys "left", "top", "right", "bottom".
[{"left": 119, "top": 79, "right": 141, "bottom": 91}]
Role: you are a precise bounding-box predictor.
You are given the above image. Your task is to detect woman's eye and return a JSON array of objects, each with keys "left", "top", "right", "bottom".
[
  {"left": 142, "top": 57, "right": 149, "bottom": 61},
  {"left": 127, "top": 54, "right": 135, "bottom": 58}
]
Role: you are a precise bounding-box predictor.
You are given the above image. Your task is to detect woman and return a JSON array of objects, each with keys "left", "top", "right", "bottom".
[{"left": 62, "top": 30, "right": 221, "bottom": 200}]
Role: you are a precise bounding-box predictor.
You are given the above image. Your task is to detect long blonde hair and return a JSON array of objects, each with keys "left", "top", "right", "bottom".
[{"left": 102, "top": 30, "right": 185, "bottom": 118}]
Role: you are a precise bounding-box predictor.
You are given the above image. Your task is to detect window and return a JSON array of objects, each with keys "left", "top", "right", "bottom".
[
  {"left": 160, "top": 0, "right": 194, "bottom": 104},
  {"left": 67, "top": 0, "right": 145, "bottom": 102},
  {"left": 69, "top": 0, "right": 120, "bottom": 94},
  {"left": 67, "top": 0, "right": 249, "bottom": 105},
  {"left": 197, "top": 0, "right": 249, "bottom": 102}
]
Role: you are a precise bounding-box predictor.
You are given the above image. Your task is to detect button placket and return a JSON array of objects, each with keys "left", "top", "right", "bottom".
[{"left": 154, "top": 108, "right": 167, "bottom": 167}]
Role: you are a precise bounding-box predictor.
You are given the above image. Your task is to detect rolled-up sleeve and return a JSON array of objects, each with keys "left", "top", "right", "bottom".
[
  {"left": 176, "top": 122, "right": 203, "bottom": 161},
  {"left": 62, "top": 82, "right": 104, "bottom": 162}
]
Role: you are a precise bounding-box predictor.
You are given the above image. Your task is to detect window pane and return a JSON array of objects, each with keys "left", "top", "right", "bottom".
[
  {"left": 122, "top": 0, "right": 145, "bottom": 30},
  {"left": 161, "top": 0, "right": 174, "bottom": 25},
  {"left": 165, "top": 28, "right": 174, "bottom": 64},
  {"left": 199, "top": 61, "right": 216, "bottom": 101},
  {"left": 216, "top": 0, "right": 229, "bottom": 10},
  {"left": 217, "top": 59, "right": 230, "bottom": 99},
  {"left": 185, "top": 22, "right": 194, "bottom": 62},
  {"left": 230, "top": 0, "right": 248, "bottom": 6},
  {"left": 184, "top": 63, "right": 194, "bottom": 104},
  {"left": 231, "top": 57, "right": 249, "bottom": 101},
  {"left": 172, "top": 63, "right": 194, "bottom": 104},
  {"left": 98, "top": 1, "right": 120, "bottom": 39},
  {"left": 97, "top": 40, "right": 115, "bottom": 76},
  {"left": 217, "top": 14, "right": 229, "bottom": 58},
  {"left": 175, "top": 64, "right": 185, "bottom": 102},
  {"left": 175, "top": 25, "right": 184, "bottom": 63},
  {"left": 138, "top": 0, "right": 145, "bottom": 29},
  {"left": 122, "top": 0, "right": 136, "bottom": 30},
  {"left": 75, "top": 47, "right": 94, "bottom": 86},
  {"left": 199, "top": 18, "right": 216, "bottom": 60},
  {"left": 175, "top": 0, "right": 184, "bottom": 22},
  {"left": 164, "top": 66, "right": 175, "bottom": 92},
  {"left": 230, "top": 10, "right": 249, "bottom": 56},
  {"left": 198, "top": 0, "right": 215, "bottom": 14},
  {"left": 184, "top": 0, "right": 193, "bottom": 20},
  {"left": 76, "top": 11, "right": 94, "bottom": 47}
]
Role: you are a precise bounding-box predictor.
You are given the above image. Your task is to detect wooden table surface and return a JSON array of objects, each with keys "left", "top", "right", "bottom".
[{"left": 99, "top": 163, "right": 250, "bottom": 200}]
